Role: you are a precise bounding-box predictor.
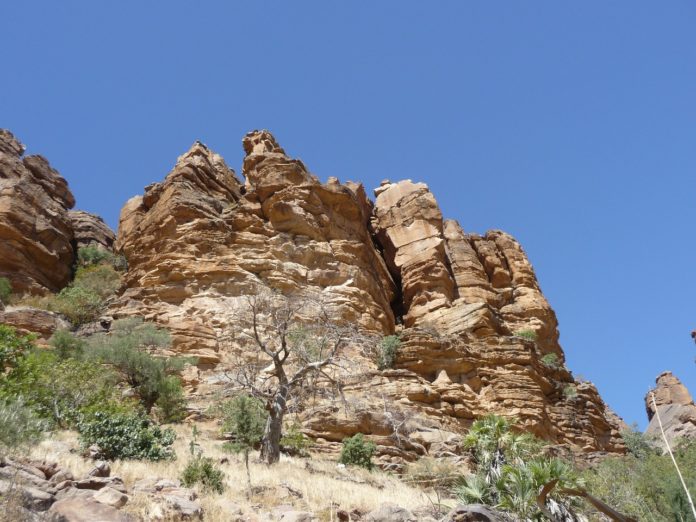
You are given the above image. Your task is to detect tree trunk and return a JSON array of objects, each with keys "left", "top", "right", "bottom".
[{"left": 260, "top": 387, "right": 287, "bottom": 465}]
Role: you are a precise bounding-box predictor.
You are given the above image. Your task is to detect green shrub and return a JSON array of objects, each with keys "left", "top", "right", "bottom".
[
  {"left": 540, "top": 352, "right": 559, "bottom": 369},
  {"left": 73, "top": 265, "right": 121, "bottom": 298},
  {"left": 49, "top": 330, "right": 86, "bottom": 360},
  {"left": 514, "top": 329, "right": 537, "bottom": 341},
  {"left": 0, "top": 349, "right": 126, "bottom": 429},
  {"left": 563, "top": 384, "right": 578, "bottom": 399},
  {"left": 0, "top": 397, "right": 46, "bottom": 454},
  {"left": 52, "top": 286, "right": 103, "bottom": 325},
  {"left": 339, "top": 433, "right": 376, "bottom": 470},
  {"left": 221, "top": 394, "right": 267, "bottom": 452},
  {"left": 377, "top": 335, "right": 401, "bottom": 370},
  {"left": 0, "top": 277, "right": 11, "bottom": 304},
  {"left": 90, "top": 318, "right": 191, "bottom": 415},
  {"left": 155, "top": 375, "right": 188, "bottom": 423},
  {"left": 181, "top": 457, "right": 225, "bottom": 494},
  {"left": 280, "top": 420, "right": 313, "bottom": 458},
  {"left": 0, "top": 324, "right": 35, "bottom": 371},
  {"left": 77, "top": 411, "right": 175, "bottom": 461},
  {"left": 77, "top": 246, "right": 127, "bottom": 271}
]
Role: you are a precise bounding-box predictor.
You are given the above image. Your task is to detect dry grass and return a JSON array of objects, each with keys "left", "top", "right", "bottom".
[{"left": 28, "top": 424, "right": 431, "bottom": 521}]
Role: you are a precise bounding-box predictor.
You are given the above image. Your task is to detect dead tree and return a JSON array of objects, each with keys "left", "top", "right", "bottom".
[{"left": 227, "top": 294, "right": 360, "bottom": 465}]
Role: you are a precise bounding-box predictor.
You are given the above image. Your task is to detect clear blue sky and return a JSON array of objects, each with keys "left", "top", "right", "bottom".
[{"left": 3, "top": 2, "right": 695, "bottom": 428}]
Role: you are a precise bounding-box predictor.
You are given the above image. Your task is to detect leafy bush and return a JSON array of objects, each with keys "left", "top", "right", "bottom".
[
  {"left": 280, "top": 420, "right": 313, "bottom": 458},
  {"left": 0, "top": 349, "right": 126, "bottom": 429},
  {"left": 621, "top": 425, "right": 659, "bottom": 459},
  {"left": 0, "top": 324, "right": 35, "bottom": 371},
  {"left": 339, "top": 433, "right": 376, "bottom": 470},
  {"left": 221, "top": 394, "right": 267, "bottom": 452},
  {"left": 540, "top": 352, "right": 559, "bottom": 369},
  {"left": 514, "top": 329, "right": 537, "bottom": 341},
  {"left": 0, "top": 277, "right": 11, "bottom": 304},
  {"left": 181, "top": 426, "right": 225, "bottom": 493},
  {"left": 49, "top": 329, "right": 86, "bottom": 360},
  {"left": 90, "top": 318, "right": 191, "bottom": 416},
  {"left": 77, "top": 246, "right": 127, "bottom": 271},
  {"left": 181, "top": 457, "right": 225, "bottom": 493},
  {"left": 583, "top": 438, "right": 696, "bottom": 520},
  {"left": 155, "top": 375, "right": 188, "bottom": 423},
  {"left": 52, "top": 286, "right": 103, "bottom": 325},
  {"left": 72, "top": 265, "right": 122, "bottom": 298},
  {"left": 0, "top": 397, "right": 46, "bottom": 454},
  {"left": 377, "top": 335, "right": 401, "bottom": 370},
  {"left": 78, "top": 411, "right": 175, "bottom": 461}
]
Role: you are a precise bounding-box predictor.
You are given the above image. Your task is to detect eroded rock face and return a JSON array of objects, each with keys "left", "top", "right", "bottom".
[
  {"left": 69, "top": 210, "right": 115, "bottom": 251},
  {"left": 0, "top": 130, "right": 75, "bottom": 295},
  {"left": 645, "top": 372, "right": 696, "bottom": 444},
  {"left": 113, "top": 131, "right": 624, "bottom": 461},
  {"left": 114, "top": 133, "right": 395, "bottom": 366}
]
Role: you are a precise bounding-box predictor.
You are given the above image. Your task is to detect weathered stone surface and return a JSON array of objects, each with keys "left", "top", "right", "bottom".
[
  {"left": 0, "top": 130, "right": 75, "bottom": 295},
  {"left": 93, "top": 486, "right": 128, "bottom": 508},
  {"left": 645, "top": 371, "right": 696, "bottom": 444},
  {"left": 111, "top": 130, "right": 624, "bottom": 462},
  {"left": 48, "top": 497, "right": 134, "bottom": 521},
  {"left": 0, "top": 306, "right": 71, "bottom": 344},
  {"left": 440, "top": 503, "right": 506, "bottom": 522},
  {"left": 69, "top": 210, "right": 115, "bottom": 251},
  {"left": 113, "top": 133, "right": 396, "bottom": 367},
  {"left": 365, "top": 502, "right": 416, "bottom": 522}
]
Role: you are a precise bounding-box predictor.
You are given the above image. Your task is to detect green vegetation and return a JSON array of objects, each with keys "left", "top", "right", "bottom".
[
  {"left": 562, "top": 384, "right": 578, "bottom": 399},
  {"left": 49, "top": 329, "right": 86, "bottom": 360},
  {"left": 0, "top": 324, "right": 36, "bottom": 370},
  {"left": 89, "top": 318, "right": 191, "bottom": 420},
  {"left": 14, "top": 246, "right": 125, "bottom": 326},
  {"left": 0, "top": 277, "right": 11, "bottom": 304},
  {"left": 0, "top": 397, "right": 46, "bottom": 454},
  {"left": 281, "top": 420, "right": 313, "bottom": 458},
  {"left": 77, "top": 245, "right": 127, "bottom": 271},
  {"left": 540, "top": 352, "right": 559, "bottom": 369},
  {"left": 377, "top": 334, "right": 401, "bottom": 370},
  {"left": 514, "top": 329, "right": 537, "bottom": 341},
  {"left": 339, "top": 433, "right": 376, "bottom": 470},
  {"left": 457, "top": 415, "right": 582, "bottom": 519},
  {"left": 581, "top": 429, "right": 696, "bottom": 520},
  {"left": 78, "top": 411, "right": 175, "bottom": 461},
  {"left": 181, "top": 427, "right": 225, "bottom": 493},
  {"left": 221, "top": 394, "right": 266, "bottom": 489}
]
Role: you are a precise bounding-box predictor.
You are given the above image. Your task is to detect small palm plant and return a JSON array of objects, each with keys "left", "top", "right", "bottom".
[{"left": 457, "top": 415, "right": 581, "bottom": 520}]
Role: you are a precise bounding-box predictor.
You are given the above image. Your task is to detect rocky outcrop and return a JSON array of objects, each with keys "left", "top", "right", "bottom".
[
  {"left": 69, "top": 210, "right": 115, "bottom": 251},
  {"left": 113, "top": 132, "right": 395, "bottom": 366},
  {"left": 645, "top": 371, "right": 696, "bottom": 444},
  {"left": 0, "top": 307, "right": 70, "bottom": 345},
  {"left": 112, "top": 130, "right": 624, "bottom": 462},
  {"left": 0, "top": 130, "right": 76, "bottom": 295}
]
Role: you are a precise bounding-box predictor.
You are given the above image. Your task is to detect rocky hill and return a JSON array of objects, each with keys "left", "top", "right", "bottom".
[
  {"left": 645, "top": 371, "right": 696, "bottom": 445},
  {"left": 0, "top": 129, "right": 625, "bottom": 467}
]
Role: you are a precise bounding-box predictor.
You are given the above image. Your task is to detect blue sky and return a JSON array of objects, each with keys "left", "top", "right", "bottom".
[{"left": 2, "top": 2, "right": 695, "bottom": 427}]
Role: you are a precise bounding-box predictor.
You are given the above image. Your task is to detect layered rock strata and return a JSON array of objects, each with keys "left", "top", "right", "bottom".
[
  {"left": 113, "top": 130, "right": 624, "bottom": 462},
  {"left": 69, "top": 210, "right": 116, "bottom": 251},
  {"left": 645, "top": 371, "right": 696, "bottom": 444},
  {"left": 0, "top": 130, "right": 76, "bottom": 294}
]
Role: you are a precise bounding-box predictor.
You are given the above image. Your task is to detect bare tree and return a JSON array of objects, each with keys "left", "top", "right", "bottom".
[{"left": 226, "top": 293, "right": 360, "bottom": 465}]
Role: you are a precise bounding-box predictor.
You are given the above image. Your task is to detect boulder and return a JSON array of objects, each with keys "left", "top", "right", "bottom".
[
  {"left": 365, "top": 502, "right": 416, "bottom": 522},
  {"left": 645, "top": 371, "right": 696, "bottom": 445},
  {"left": 93, "top": 486, "right": 128, "bottom": 508},
  {"left": 439, "top": 504, "right": 506, "bottom": 522},
  {"left": 48, "top": 497, "right": 134, "bottom": 521}
]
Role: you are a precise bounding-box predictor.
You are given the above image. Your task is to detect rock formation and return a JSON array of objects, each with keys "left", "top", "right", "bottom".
[
  {"left": 69, "top": 210, "right": 116, "bottom": 251},
  {"left": 113, "top": 130, "right": 625, "bottom": 463},
  {"left": 645, "top": 371, "right": 696, "bottom": 445},
  {"left": 0, "top": 130, "right": 76, "bottom": 295}
]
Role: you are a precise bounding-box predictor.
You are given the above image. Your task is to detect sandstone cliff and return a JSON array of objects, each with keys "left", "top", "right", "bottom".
[
  {"left": 113, "top": 130, "right": 625, "bottom": 464},
  {"left": 0, "top": 130, "right": 117, "bottom": 298},
  {"left": 645, "top": 371, "right": 696, "bottom": 445},
  {"left": 0, "top": 130, "right": 76, "bottom": 294}
]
